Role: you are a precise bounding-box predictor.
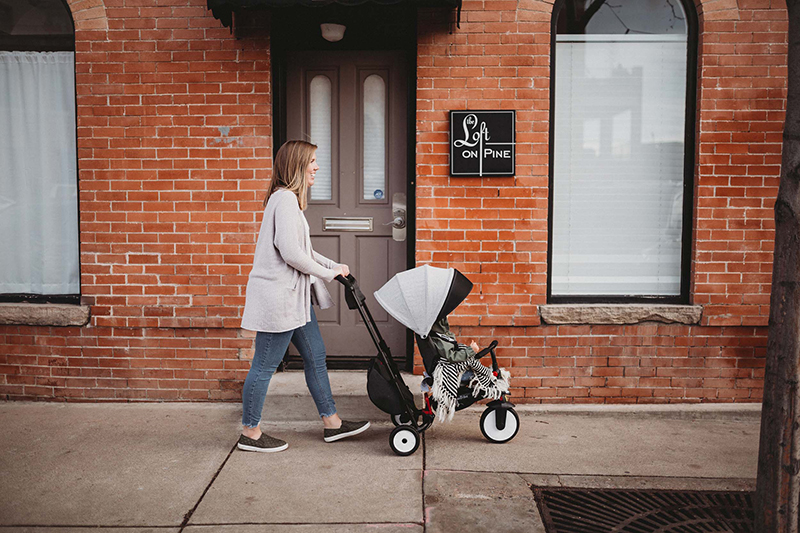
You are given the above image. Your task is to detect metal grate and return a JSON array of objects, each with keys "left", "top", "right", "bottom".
[{"left": 533, "top": 488, "right": 754, "bottom": 533}]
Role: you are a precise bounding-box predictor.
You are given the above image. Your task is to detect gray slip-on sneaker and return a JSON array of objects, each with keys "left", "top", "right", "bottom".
[
  {"left": 324, "top": 420, "right": 371, "bottom": 443},
  {"left": 237, "top": 433, "right": 288, "bottom": 453}
]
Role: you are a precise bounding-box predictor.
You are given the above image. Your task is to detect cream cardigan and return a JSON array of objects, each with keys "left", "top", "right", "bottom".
[{"left": 241, "top": 188, "right": 339, "bottom": 333}]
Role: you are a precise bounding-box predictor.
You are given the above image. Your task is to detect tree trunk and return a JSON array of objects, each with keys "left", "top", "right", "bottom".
[{"left": 755, "top": 1, "right": 800, "bottom": 531}]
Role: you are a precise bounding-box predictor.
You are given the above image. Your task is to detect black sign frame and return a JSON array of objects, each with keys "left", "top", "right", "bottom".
[{"left": 449, "top": 110, "right": 516, "bottom": 177}]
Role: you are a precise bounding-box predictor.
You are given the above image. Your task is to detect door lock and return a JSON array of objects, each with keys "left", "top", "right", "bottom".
[{"left": 389, "top": 193, "right": 406, "bottom": 242}]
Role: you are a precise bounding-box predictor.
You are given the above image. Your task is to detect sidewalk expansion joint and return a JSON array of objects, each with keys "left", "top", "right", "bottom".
[
  {"left": 422, "top": 431, "right": 428, "bottom": 533},
  {"left": 0, "top": 526, "right": 177, "bottom": 530},
  {"left": 184, "top": 522, "right": 424, "bottom": 526},
  {"left": 427, "top": 468, "right": 757, "bottom": 481},
  {"left": 178, "top": 440, "right": 238, "bottom": 532}
]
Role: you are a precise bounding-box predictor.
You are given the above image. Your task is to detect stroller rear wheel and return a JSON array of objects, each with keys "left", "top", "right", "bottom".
[
  {"left": 480, "top": 406, "right": 520, "bottom": 444},
  {"left": 389, "top": 425, "right": 420, "bottom": 456}
]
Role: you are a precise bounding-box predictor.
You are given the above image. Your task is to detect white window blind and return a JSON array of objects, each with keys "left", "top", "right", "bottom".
[
  {"left": 552, "top": 35, "right": 687, "bottom": 296},
  {"left": 0, "top": 51, "right": 79, "bottom": 295},
  {"left": 309, "top": 74, "right": 332, "bottom": 201},
  {"left": 363, "top": 74, "right": 386, "bottom": 201}
]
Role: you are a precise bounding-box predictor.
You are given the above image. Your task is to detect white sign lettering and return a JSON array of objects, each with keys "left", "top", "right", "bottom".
[{"left": 454, "top": 114, "right": 490, "bottom": 149}]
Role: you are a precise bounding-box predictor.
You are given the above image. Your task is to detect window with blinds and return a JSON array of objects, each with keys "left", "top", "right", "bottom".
[{"left": 549, "top": 0, "right": 695, "bottom": 301}]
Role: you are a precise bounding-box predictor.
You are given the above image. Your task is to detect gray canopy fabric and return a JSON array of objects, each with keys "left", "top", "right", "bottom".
[{"left": 374, "top": 265, "right": 454, "bottom": 339}]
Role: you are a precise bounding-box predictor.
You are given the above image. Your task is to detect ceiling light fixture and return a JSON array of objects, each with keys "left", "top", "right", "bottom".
[{"left": 320, "top": 23, "right": 346, "bottom": 42}]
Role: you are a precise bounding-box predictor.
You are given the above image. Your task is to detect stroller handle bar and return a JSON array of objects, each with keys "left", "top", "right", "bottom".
[
  {"left": 475, "top": 340, "right": 500, "bottom": 374},
  {"left": 474, "top": 340, "right": 498, "bottom": 360},
  {"left": 334, "top": 274, "right": 352, "bottom": 287},
  {"left": 335, "top": 274, "right": 365, "bottom": 311}
]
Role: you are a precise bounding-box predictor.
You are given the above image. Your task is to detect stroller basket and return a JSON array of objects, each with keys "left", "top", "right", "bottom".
[{"left": 367, "top": 356, "right": 412, "bottom": 415}]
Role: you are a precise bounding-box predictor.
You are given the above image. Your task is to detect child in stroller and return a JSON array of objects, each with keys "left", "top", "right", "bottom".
[
  {"left": 336, "top": 265, "right": 519, "bottom": 456},
  {"left": 419, "top": 315, "right": 511, "bottom": 424}
]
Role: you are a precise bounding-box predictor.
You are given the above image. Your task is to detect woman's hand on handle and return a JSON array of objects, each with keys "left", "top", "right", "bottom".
[{"left": 332, "top": 264, "right": 350, "bottom": 279}]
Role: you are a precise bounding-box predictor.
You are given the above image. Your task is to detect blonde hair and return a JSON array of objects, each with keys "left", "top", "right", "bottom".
[{"left": 263, "top": 140, "right": 317, "bottom": 210}]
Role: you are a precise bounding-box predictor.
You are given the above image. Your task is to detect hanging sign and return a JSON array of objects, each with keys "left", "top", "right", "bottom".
[{"left": 450, "top": 110, "right": 515, "bottom": 177}]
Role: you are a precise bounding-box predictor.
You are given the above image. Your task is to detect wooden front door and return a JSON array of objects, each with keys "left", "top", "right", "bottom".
[{"left": 285, "top": 50, "right": 408, "bottom": 365}]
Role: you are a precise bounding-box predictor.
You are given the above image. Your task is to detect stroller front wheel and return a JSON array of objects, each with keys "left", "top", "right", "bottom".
[
  {"left": 389, "top": 425, "right": 420, "bottom": 456},
  {"left": 480, "top": 406, "right": 520, "bottom": 444}
]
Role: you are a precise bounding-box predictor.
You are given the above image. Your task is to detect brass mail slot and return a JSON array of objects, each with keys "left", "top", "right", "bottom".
[{"left": 323, "top": 217, "right": 374, "bottom": 232}]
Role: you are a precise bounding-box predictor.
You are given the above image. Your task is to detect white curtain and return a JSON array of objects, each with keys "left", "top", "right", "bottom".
[
  {"left": 0, "top": 51, "right": 79, "bottom": 295},
  {"left": 552, "top": 35, "right": 687, "bottom": 296}
]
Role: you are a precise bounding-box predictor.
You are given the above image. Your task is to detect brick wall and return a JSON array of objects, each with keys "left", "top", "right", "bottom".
[
  {"left": 1, "top": 0, "right": 269, "bottom": 401},
  {"left": 694, "top": 0, "right": 786, "bottom": 327},
  {"left": 77, "top": 0, "right": 270, "bottom": 331},
  {"left": 414, "top": 0, "right": 785, "bottom": 402},
  {"left": 0, "top": 0, "right": 785, "bottom": 403},
  {"left": 455, "top": 324, "right": 766, "bottom": 403}
]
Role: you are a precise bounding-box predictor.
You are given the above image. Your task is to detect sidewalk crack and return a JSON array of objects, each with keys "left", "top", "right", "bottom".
[{"left": 178, "top": 441, "right": 237, "bottom": 532}]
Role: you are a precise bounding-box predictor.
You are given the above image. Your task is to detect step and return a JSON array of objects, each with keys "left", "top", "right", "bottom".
[
  {"left": 259, "top": 370, "right": 424, "bottom": 422},
  {"left": 256, "top": 370, "right": 762, "bottom": 423}
]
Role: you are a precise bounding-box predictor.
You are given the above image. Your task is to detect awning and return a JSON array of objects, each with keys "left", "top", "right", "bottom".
[{"left": 207, "top": 0, "right": 461, "bottom": 29}]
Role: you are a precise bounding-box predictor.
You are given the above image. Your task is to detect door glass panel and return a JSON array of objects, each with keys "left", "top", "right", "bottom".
[
  {"left": 362, "top": 74, "right": 386, "bottom": 201},
  {"left": 309, "top": 74, "right": 332, "bottom": 201}
]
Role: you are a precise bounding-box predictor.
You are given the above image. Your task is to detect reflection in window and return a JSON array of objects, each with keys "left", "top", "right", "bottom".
[
  {"left": 556, "top": 0, "right": 686, "bottom": 35},
  {"left": 309, "top": 75, "right": 332, "bottom": 201},
  {"left": 363, "top": 74, "right": 386, "bottom": 201},
  {"left": 551, "top": 0, "right": 691, "bottom": 298}
]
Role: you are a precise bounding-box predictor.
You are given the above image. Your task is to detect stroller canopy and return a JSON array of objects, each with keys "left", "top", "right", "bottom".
[{"left": 374, "top": 265, "right": 473, "bottom": 338}]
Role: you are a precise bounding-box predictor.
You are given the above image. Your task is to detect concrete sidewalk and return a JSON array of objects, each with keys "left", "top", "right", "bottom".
[{"left": 0, "top": 372, "right": 762, "bottom": 532}]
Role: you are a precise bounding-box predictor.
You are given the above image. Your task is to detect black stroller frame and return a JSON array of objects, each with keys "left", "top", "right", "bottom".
[{"left": 336, "top": 273, "right": 519, "bottom": 456}]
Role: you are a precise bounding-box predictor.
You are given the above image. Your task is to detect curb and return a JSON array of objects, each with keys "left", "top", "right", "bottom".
[
  {"left": 267, "top": 370, "right": 761, "bottom": 421},
  {"left": 465, "top": 402, "right": 762, "bottom": 420}
]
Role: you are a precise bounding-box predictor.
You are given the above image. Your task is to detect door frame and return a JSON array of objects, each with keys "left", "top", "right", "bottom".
[{"left": 270, "top": 9, "right": 418, "bottom": 371}]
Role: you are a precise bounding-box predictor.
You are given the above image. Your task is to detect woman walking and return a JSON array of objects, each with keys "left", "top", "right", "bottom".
[{"left": 238, "top": 140, "right": 370, "bottom": 452}]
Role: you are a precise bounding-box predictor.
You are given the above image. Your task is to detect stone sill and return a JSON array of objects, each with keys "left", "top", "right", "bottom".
[
  {"left": 539, "top": 304, "right": 703, "bottom": 325},
  {"left": 0, "top": 302, "right": 91, "bottom": 327}
]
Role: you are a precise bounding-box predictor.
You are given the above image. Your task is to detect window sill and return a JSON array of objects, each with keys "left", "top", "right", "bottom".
[
  {"left": 539, "top": 304, "right": 702, "bottom": 325},
  {"left": 0, "top": 302, "right": 91, "bottom": 327}
]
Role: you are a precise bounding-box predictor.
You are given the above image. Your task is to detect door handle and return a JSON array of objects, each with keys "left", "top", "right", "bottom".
[{"left": 383, "top": 213, "right": 406, "bottom": 229}]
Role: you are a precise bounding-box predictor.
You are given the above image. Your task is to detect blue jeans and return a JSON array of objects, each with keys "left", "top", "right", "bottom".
[{"left": 241, "top": 308, "right": 337, "bottom": 427}]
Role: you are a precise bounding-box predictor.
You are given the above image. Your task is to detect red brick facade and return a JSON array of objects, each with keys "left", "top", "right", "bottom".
[{"left": 0, "top": 0, "right": 785, "bottom": 403}]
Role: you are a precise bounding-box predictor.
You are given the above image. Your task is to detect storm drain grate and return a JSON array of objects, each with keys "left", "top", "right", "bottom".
[{"left": 532, "top": 488, "right": 754, "bottom": 533}]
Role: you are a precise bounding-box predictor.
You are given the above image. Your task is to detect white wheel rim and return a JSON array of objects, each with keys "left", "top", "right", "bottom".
[
  {"left": 392, "top": 429, "right": 417, "bottom": 453},
  {"left": 483, "top": 409, "right": 517, "bottom": 442}
]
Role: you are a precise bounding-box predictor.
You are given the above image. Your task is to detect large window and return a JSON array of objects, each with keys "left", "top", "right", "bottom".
[
  {"left": 0, "top": 0, "right": 79, "bottom": 303},
  {"left": 548, "top": 0, "right": 696, "bottom": 302}
]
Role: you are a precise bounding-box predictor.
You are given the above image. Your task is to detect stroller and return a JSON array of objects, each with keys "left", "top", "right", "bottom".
[{"left": 335, "top": 265, "right": 519, "bottom": 456}]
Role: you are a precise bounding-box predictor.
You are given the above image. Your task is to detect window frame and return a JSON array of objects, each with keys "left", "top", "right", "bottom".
[
  {"left": 546, "top": 0, "right": 699, "bottom": 305},
  {"left": 0, "top": 0, "right": 79, "bottom": 305}
]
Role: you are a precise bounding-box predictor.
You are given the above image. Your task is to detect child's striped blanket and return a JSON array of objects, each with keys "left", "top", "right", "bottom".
[{"left": 430, "top": 358, "right": 510, "bottom": 423}]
